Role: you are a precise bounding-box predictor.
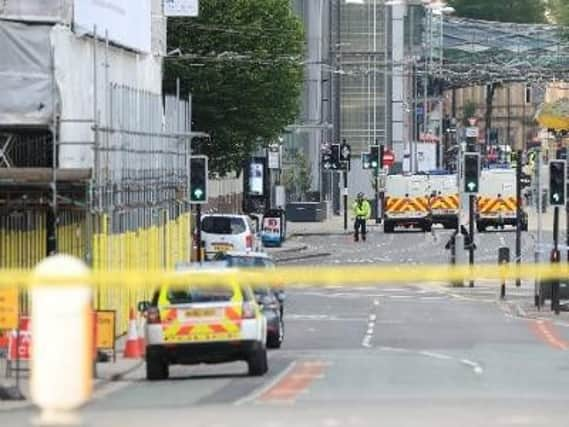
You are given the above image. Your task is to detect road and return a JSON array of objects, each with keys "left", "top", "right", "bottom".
[{"left": 3, "top": 226, "right": 569, "bottom": 426}]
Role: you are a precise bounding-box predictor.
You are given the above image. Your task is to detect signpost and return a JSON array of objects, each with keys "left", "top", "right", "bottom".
[
  {"left": 0, "top": 288, "right": 18, "bottom": 330},
  {"left": 95, "top": 310, "right": 116, "bottom": 361},
  {"left": 383, "top": 150, "right": 395, "bottom": 167}
]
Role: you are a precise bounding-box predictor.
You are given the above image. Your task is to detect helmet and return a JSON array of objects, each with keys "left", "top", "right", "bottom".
[{"left": 357, "top": 192, "right": 365, "bottom": 199}]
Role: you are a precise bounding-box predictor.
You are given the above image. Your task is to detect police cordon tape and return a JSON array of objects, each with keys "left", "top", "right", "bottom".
[{"left": 0, "top": 263, "right": 567, "bottom": 289}]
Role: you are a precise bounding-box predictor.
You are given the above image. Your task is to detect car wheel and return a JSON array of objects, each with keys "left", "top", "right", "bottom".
[
  {"left": 248, "top": 347, "right": 268, "bottom": 376},
  {"left": 267, "top": 320, "right": 284, "bottom": 349},
  {"left": 384, "top": 222, "right": 394, "bottom": 234},
  {"left": 146, "top": 352, "right": 169, "bottom": 381},
  {"left": 423, "top": 222, "right": 432, "bottom": 233},
  {"left": 477, "top": 223, "right": 485, "bottom": 233}
]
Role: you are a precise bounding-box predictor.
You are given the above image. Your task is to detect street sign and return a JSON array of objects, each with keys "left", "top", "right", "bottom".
[
  {"left": 0, "top": 288, "right": 18, "bottom": 330},
  {"left": 466, "top": 127, "right": 479, "bottom": 138},
  {"left": 164, "top": 0, "right": 199, "bottom": 17},
  {"left": 95, "top": 310, "right": 116, "bottom": 351},
  {"left": 383, "top": 150, "right": 395, "bottom": 167},
  {"left": 267, "top": 144, "right": 281, "bottom": 170}
]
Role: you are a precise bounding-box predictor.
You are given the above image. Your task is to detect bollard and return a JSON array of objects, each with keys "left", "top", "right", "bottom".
[
  {"left": 550, "top": 249, "right": 561, "bottom": 315},
  {"left": 31, "top": 255, "right": 93, "bottom": 426},
  {"left": 498, "top": 247, "right": 510, "bottom": 300}
]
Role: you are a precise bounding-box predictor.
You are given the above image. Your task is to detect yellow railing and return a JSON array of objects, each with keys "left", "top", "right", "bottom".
[{"left": 1, "top": 210, "right": 192, "bottom": 336}]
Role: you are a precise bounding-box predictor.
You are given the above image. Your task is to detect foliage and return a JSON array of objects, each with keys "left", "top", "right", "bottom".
[
  {"left": 462, "top": 101, "right": 477, "bottom": 124},
  {"left": 448, "top": 0, "right": 546, "bottom": 23},
  {"left": 282, "top": 149, "right": 312, "bottom": 201},
  {"left": 164, "top": 0, "right": 305, "bottom": 174}
]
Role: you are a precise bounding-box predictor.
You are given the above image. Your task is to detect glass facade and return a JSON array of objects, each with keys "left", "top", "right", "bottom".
[{"left": 335, "top": 0, "right": 388, "bottom": 154}]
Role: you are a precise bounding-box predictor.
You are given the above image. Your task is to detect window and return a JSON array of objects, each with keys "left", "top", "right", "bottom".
[
  {"left": 202, "top": 217, "right": 247, "bottom": 235},
  {"left": 525, "top": 85, "right": 532, "bottom": 104},
  {"left": 166, "top": 285, "right": 235, "bottom": 304}
]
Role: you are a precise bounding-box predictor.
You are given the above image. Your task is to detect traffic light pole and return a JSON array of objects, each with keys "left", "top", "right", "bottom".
[
  {"left": 469, "top": 194, "right": 475, "bottom": 288},
  {"left": 515, "top": 150, "right": 522, "bottom": 287},
  {"left": 552, "top": 206, "right": 560, "bottom": 314},
  {"left": 343, "top": 170, "right": 348, "bottom": 231},
  {"left": 196, "top": 204, "right": 202, "bottom": 263}
]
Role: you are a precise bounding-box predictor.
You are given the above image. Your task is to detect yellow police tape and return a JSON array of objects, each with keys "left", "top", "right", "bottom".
[{"left": 0, "top": 263, "right": 566, "bottom": 290}]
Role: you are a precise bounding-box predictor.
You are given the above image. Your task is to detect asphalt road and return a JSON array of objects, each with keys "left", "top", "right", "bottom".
[{"left": 3, "top": 226, "right": 569, "bottom": 426}]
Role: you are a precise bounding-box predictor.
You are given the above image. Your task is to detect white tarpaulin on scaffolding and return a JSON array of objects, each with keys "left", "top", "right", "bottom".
[
  {"left": 0, "top": 19, "right": 162, "bottom": 168},
  {"left": 0, "top": 21, "right": 57, "bottom": 126}
]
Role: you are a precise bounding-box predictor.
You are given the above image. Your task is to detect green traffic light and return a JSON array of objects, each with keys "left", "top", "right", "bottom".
[{"left": 193, "top": 188, "right": 205, "bottom": 200}]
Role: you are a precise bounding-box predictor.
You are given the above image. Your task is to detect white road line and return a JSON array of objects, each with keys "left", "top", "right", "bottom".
[
  {"left": 366, "top": 328, "right": 374, "bottom": 335},
  {"left": 369, "top": 314, "right": 377, "bottom": 321},
  {"left": 362, "top": 335, "right": 372, "bottom": 348},
  {"left": 373, "top": 299, "right": 380, "bottom": 306},
  {"left": 234, "top": 361, "right": 298, "bottom": 406},
  {"left": 460, "top": 359, "right": 484, "bottom": 375},
  {"left": 92, "top": 380, "right": 133, "bottom": 401},
  {"left": 419, "top": 351, "right": 453, "bottom": 361}
]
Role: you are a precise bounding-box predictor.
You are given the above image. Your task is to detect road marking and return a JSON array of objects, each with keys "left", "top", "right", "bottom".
[
  {"left": 362, "top": 335, "right": 372, "bottom": 348},
  {"left": 257, "top": 361, "right": 328, "bottom": 403},
  {"left": 378, "top": 346, "right": 483, "bottom": 375},
  {"left": 460, "top": 359, "right": 484, "bottom": 375},
  {"left": 234, "top": 361, "right": 297, "bottom": 406},
  {"left": 419, "top": 351, "right": 452, "bottom": 361},
  {"left": 530, "top": 320, "right": 569, "bottom": 350}
]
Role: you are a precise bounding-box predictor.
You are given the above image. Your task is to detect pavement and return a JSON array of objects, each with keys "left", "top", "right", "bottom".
[{"left": 4, "top": 222, "right": 569, "bottom": 426}]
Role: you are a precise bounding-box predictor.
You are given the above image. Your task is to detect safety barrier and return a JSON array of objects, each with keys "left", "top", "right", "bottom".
[
  {"left": 1, "top": 210, "right": 192, "bottom": 336},
  {"left": 0, "top": 262, "right": 566, "bottom": 290}
]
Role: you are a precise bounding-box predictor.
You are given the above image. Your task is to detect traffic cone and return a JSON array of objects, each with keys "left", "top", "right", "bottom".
[{"left": 124, "top": 308, "right": 143, "bottom": 359}]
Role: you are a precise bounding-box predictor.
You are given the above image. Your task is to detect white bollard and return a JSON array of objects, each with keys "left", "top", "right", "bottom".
[{"left": 31, "top": 255, "right": 93, "bottom": 426}]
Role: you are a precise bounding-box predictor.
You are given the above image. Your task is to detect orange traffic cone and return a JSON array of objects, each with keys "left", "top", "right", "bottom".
[{"left": 124, "top": 308, "right": 143, "bottom": 359}]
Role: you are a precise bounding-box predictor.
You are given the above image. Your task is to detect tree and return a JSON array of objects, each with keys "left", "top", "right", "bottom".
[
  {"left": 164, "top": 0, "right": 305, "bottom": 174},
  {"left": 448, "top": 0, "right": 546, "bottom": 23},
  {"left": 282, "top": 148, "right": 312, "bottom": 201},
  {"left": 550, "top": 0, "right": 569, "bottom": 26}
]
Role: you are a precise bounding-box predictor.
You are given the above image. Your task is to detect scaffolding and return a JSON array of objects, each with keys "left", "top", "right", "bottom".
[{"left": 0, "top": 31, "right": 194, "bottom": 334}]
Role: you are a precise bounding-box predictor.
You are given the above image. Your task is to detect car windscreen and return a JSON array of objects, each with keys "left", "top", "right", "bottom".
[
  {"left": 202, "top": 217, "right": 247, "bottom": 235},
  {"left": 165, "top": 285, "right": 235, "bottom": 304}
]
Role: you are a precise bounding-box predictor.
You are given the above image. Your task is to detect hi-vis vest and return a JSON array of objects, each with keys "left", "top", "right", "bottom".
[{"left": 353, "top": 200, "right": 371, "bottom": 218}]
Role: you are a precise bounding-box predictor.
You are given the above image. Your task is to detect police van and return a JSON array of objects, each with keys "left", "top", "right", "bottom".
[
  {"left": 477, "top": 169, "right": 528, "bottom": 232},
  {"left": 384, "top": 174, "right": 432, "bottom": 233}
]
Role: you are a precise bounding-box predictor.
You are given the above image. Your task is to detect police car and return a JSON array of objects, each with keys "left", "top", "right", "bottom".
[{"left": 138, "top": 267, "right": 268, "bottom": 380}]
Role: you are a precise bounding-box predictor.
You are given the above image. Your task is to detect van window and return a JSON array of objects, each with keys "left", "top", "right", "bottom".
[{"left": 202, "top": 217, "right": 247, "bottom": 235}]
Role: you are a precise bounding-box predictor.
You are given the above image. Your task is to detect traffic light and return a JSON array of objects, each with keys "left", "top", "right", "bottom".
[
  {"left": 362, "top": 152, "right": 371, "bottom": 169},
  {"left": 370, "top": 145, "right": 379, "bottom": 169},
  {"left": 190, "top": 155, "right": 208, "bottom": 204},
  {"left": 549, "top": 160, "right": 566, "bottom": 206},
  {"left": 331, "top": 144, "right": 341, "bottom": 170},
  {"left": 464, "top": 152, "right": 480, "bottom": 194},
  {"left": 321, "top": 145, "right": 333, "bottom": 170}
]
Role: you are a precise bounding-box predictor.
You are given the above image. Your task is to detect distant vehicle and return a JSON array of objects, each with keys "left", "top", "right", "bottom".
[
  {"left": 384, "top": 174, "right": 432, "bottom": 233},
  {"left": 139, "top": 267, "right": 268, "bottom": 380},
  {"left": 223, "top": 251, "right": 285, "bottom": 349},
  {"left": 201, "top": 214, "right": 260, "bottom": 259},
  {"left": 477, "top": 169, "right": 528, "bottom": 232},
  {"left": 428, "top": 174, "right": 459, "bottom": 229}
]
